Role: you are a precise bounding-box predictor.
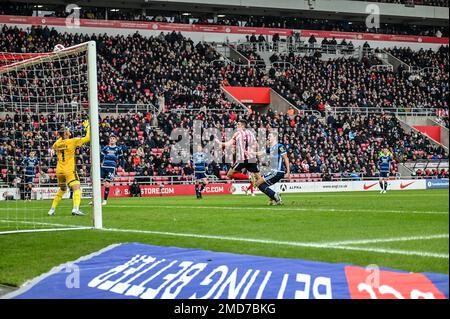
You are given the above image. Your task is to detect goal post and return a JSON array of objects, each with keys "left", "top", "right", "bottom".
[
  {"left": 0, "top": 41, "right": 102, "bottom": 234},
  {"left": 87, "top": 41, "right": 102, "bottom": 230}
]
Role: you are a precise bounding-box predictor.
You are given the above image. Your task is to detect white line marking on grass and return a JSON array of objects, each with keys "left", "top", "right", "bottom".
[
  {"left": 100, "top": 227, "right": 449, "bottom": 259},
  {"left": 323, "top": 234, "right": 449, "bottom": 246},
  {"left": 1, "top": 219, "right": 447, "bottom": 259},
  {"left": 106, "top": 205, "right": 449, "bottom": 215},
  {"left": 0, "top": 208, "right": 49, "bottom": 211},
  {"left": 331, "top": 245, "right": 448, "bottom": 259},
  {"left": 0, "top": 227, "right": 92, "bottom": 235},
  {"left": 0, "top": 219, "right": 90, "bottom": 228}
]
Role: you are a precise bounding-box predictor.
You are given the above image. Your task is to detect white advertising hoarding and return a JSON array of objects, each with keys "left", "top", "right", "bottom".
[{"left": 231, "top": 179, "right": 427, "bottom": 195}]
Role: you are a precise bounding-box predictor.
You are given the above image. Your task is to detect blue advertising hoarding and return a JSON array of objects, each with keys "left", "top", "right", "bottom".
[{"left": 4, "top": 243, "right": 448, "bottom": 300}]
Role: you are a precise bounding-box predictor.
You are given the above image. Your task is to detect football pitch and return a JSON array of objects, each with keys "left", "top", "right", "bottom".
[{"left": 0, "top": 189, "right": 448, "bottom": 287}]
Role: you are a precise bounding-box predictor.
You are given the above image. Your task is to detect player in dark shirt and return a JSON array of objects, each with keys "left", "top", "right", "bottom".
[
  {"left": 22, "top": 151, "right": 39, "bottom": 201},
  {"left": 378, "top": 148, "right": 393, "bottom": 194}
]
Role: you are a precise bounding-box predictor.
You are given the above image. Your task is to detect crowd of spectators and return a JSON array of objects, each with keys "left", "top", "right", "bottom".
[
  {"left": 1, "top": 109, "right": 448, "bottom": 187},
  {"left": 233, "top": 36, "right": 267, "bottom": 67},
  {"left": 265, "top": 48, "right": 448, "bottom": 111},
  {"left": 388, "top": 46, "right": 449, "bottom": 70},
  {"left": 0, "top": 26, "right": 448, "bottom": 186},
  {"left": 415, "top": 168, "right": 449, "bottom": 178},
  {"left": 0, "top": 25, "right": 243, "bottom": 110},
  {"left": 1, "top": 25, "right": 448, "bottom": 114},
  {"left": 435, "top": 109, "right": 449, "bottom": 128},
  {"left": 0, "top": 1, "right": 448, "bottom": 37}
]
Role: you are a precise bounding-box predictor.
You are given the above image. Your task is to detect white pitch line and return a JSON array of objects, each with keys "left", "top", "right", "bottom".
[
  {"left": 0, "top": 219, "right": 90, "bottom": 228},
  {"left": 99, "top": 227, "right": 449, "bottom": 259},
  {"left": 0, "top": 219, "right": 92, "bottom": 235},
  {"left": 0, "top": 227, "right": 92, "bottom": 235},
  {"left": 1, "top": 219, "right": 447, "bottom": 259},
  {"left": 106, "top": 204, "right": 449, "bottom": 215},
  {"left": 322, "top": 234, "right": 450, "bottom": 246},
  {"left": 0, "top": 203, "right": 448, "bottom": 215},
  {"left": 0, "top": 208, "right": 49, "bottom": 211},
  {"left": 331, "top": 245, "right": 448, "bottom": 259}
]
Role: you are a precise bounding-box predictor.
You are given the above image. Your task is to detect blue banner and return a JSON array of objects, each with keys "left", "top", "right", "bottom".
[
  {"left": 426, "top": 179, "right": 449, "bottom": 189},
  {"left": 5, "top": 244, "right": 448, "bottom": 299}
]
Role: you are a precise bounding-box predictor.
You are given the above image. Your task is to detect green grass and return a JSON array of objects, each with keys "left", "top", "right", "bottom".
[{"left": 0, "top": 189, "right": 448, "bottom": 287}]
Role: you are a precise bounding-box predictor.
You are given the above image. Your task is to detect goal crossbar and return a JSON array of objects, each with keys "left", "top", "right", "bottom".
[{"left": 0, "top": 42, "right": 89, "bottom": 74}]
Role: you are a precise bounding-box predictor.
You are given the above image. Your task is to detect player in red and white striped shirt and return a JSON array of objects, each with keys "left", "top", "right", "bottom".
[{"left": 218, "top": 119, "right": 261, "bottom": 184}]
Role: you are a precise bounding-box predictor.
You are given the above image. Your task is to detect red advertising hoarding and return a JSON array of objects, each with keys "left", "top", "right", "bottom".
[
  {"left": 104, "top": 183, "right": 233, "bottom": 198},
  {"left": 0, "top": 15, "right": 447, "bottom": 44},
  {"left": 222, "top": 86, "right": 271, "bottom": 104},
  {"left": 413, "top": 126, "right": 441, "bottom": 143}
]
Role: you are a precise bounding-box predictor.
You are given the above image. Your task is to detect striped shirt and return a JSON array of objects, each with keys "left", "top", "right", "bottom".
[{"left": 232, "top": 129, "right": 257, "bottom": 162}]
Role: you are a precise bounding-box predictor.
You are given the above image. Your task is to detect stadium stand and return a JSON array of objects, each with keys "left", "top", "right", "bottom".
[
  {"left": 2, "top": 25, "right": 447, "bottom": 113},
  {"left": 0, "top": 1, "right": 448, "bottom": 36},
  {"left": 0, "top": 15, "right": 448, "bottom": 186},
  {"left": 1, "top": 109, "right": 448, "bottom": 186}
]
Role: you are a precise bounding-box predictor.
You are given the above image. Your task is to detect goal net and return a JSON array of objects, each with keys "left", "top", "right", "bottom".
[{"left": 0, "top": 41, "right": 102, "bottom": 234}]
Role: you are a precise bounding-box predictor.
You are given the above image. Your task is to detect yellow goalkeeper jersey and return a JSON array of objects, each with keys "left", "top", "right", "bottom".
[{"left": 52, "top": 130, "right": 90, "bottom": 173}]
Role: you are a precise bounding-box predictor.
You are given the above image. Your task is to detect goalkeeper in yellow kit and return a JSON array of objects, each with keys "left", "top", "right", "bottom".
[{"left": 48, "top": 120, "right": 90, "bottom": 216}]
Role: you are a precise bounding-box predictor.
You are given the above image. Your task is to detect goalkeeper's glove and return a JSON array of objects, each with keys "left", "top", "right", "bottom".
[{"left": 82, "top": 120, "right": 90, "bottom": 129}]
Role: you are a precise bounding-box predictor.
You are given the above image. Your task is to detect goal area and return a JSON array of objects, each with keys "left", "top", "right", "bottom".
[{"left": 0, "top": 41, "right": 102, "bottom": 234}]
